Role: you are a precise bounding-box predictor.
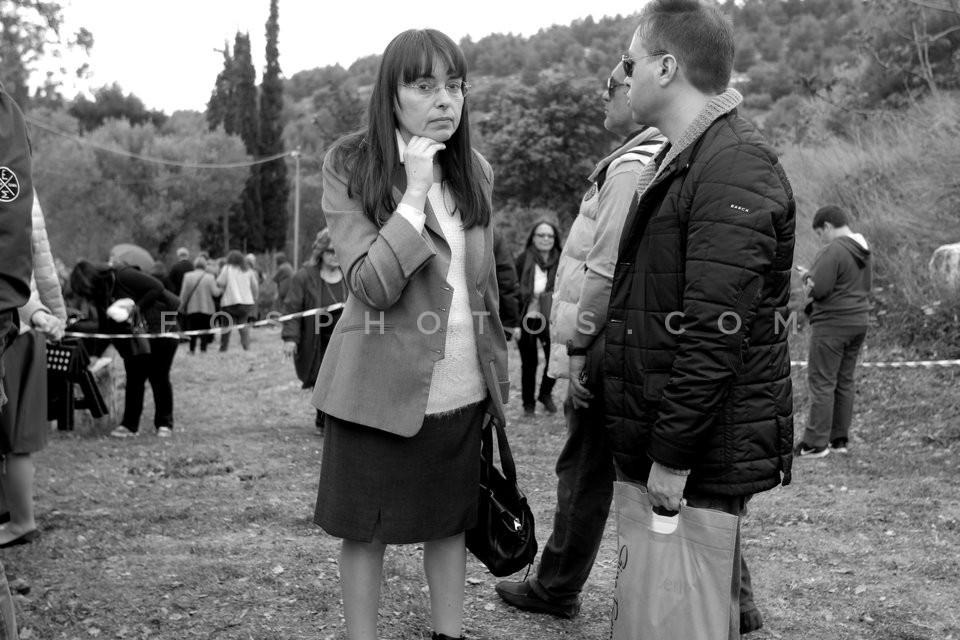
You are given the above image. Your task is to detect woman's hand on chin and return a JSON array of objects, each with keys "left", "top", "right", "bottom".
[{"left": 403, "top": 136, "right": 446, "bottom": 194}]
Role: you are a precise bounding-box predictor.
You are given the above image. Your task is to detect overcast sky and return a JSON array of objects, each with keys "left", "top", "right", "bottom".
[{"left": 53, "top": 0, "right": 646, "bottom": 114}]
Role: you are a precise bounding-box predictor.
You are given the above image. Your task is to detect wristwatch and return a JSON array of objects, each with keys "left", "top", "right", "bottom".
[{"left": 566, "top": 339, "right": 588, "bottom": 357}]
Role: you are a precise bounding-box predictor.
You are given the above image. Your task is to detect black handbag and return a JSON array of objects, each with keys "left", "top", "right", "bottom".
[
  {"left": 128, "top": 309, "right": 151, "bottom": 356},
  {"left": 466, "top": 414, "right": 538, "bottom": 577}
]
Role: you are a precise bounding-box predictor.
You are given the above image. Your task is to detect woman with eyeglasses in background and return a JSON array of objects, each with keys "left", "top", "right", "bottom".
[
  {"left": 310, "top": 28, "right": 509, "bottom": 640},
  {"left": 514, "top": 219, "right": 562, "bottom": 416}
]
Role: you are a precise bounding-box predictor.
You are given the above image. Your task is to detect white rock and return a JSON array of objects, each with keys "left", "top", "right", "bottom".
[{"left": 929, "top": 242, "right": 960, "bottom": 293}]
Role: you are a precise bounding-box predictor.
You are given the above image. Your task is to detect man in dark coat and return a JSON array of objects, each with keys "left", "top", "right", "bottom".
[
  {"left": 168, "top": 247, "right": 193, "bottom": 294},
  {"left": 0, "top": 84, "right": 34, "bottom": 408},
  {"left": 0, "top": 80, "right": 34, "bottom": 639},
  {"left": 272, "top": 252, "right": 294, "bottom": 314},
  {"left": 603, "top": 1, "right": 796, "bottom": 636},
  {"left": 492, "top": 230, "right": 520, "bottom": 341}
]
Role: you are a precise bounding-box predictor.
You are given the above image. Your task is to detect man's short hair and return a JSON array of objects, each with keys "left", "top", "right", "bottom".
[
  {"left": 636, "top": 0, "right": 735, "bottom": 94},
  {"left": 812, "top": 205, "right": 849, "bottom": 230},
  {"left": 193, "top": 256, "right": 207, "bottom": 269},
  {"left": 177, "top": 247, "right": 189, "bottom": 259}
]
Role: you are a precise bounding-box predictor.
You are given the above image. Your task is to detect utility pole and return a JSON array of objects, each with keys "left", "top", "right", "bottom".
[
  {"left": 223, "top": 212, "right": 230, "bottom": 256},
  {"left": 292, "top": 147, "right": 301, "bottom": 269}
]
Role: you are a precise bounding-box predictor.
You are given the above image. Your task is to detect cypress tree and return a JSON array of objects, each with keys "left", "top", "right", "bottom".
[
  {"left": 259, "top": 0, "right": 289, "bottom": 251},
  {"left": 206, "top": 42, "right": 233, "bottom": 132},
  {"left": 230, "top": 32, "right": 264, "bottom": 252},
  {"left": 202, "top": 42, "right": 235, "bottom": 251}
]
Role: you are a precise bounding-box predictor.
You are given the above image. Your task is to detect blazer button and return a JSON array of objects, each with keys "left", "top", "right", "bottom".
[{"left": 439, "top": 307, "right": 446, "bottom": 312}]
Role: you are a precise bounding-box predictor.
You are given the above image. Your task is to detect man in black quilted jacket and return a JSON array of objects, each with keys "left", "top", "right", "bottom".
[{"left": 603, "top": 1, "right": 796, "bottom": 636}]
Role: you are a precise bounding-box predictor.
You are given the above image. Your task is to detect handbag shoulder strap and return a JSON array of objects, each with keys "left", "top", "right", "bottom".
[
  {"left": 482, "top": 414, "right": 519, "bottom": 483},
  {"left": 181, "top": 274, "right": 204, "bottom": 307}
]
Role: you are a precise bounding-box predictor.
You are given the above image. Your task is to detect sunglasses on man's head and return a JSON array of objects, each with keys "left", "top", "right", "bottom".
[{"left": 620, "top": 51, "right": 668, "bottom": 77}]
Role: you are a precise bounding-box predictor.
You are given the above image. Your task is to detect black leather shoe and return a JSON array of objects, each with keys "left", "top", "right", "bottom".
[
  {"left": 432, "top": 634, "right": 465, "bottom": 640},
  {"left": 741, "top": 608, "right": 764, "bottom": 634},
  {"left": 0, "top": 529, "right": 40, "bottom": 548},
  {"left": 495, "top": 579, "right": 580, "bottom": 619}
]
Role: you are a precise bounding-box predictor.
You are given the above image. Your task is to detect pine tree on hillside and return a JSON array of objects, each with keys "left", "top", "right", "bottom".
[{"left": 259, "top": 0, "right": 289, "bottom": 252}]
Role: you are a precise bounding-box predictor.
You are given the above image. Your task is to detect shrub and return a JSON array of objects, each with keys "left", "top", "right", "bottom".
[{"left": 781, "top": 91, "right": 960, "bottom": 356}]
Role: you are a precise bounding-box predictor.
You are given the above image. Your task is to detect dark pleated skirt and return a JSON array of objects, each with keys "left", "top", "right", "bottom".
[
  {"left": 0, "top": 331, "right": 48, "bottom": 455},
  {"left": 314, "top": 401, "right": 485, "bottom": 544}
]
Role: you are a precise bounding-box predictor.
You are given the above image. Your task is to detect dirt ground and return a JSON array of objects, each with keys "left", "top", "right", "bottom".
[{"left": 4, "top": 330, "right": 959, "bottom": 639}]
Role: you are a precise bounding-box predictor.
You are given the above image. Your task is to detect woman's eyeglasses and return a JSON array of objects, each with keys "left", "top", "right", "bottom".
[
  {"left": 620, "top": 51, "right": 668, "bottom": 77},
  {"left": 400, "top": 80, "right": 471, "bottom": 98},
  {"left": 606, "top": 77, "right": 626, "bottom": 98}
]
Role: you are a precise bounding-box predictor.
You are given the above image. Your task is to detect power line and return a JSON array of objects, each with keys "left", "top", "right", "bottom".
[
  {"left": 24, "top": 115, "right": 292, "bottom": 169},
  {"left": 34, "top": 165, "right": 191, "bottom": 187}
]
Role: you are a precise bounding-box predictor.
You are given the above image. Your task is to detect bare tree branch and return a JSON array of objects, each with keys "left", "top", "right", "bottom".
[{"left": 906, "top": 0, "right": 960, "bottom": 14}]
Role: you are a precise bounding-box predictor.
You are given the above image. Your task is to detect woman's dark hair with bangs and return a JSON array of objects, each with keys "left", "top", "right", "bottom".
[
  {"left": 523, "top": 219, "right": 561, "bottom": 252},
  {"left": 636, "top": 0, "right": 734, "bottom": 95},
  {"left": 69, "top": 260, "right": 109, "bottom": 300},
  {"left": 331, "top": 28, "right": 491, "bottom": 229}
]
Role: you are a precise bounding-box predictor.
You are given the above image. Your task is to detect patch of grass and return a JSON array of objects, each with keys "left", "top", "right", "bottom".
[{"left": 5, "top": 334, "right": 960, "bottom": 639}]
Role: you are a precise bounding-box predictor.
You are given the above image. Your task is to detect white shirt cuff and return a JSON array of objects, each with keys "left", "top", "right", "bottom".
[{"left": 396, "top": 202, "right": 426, "bottom": 233}]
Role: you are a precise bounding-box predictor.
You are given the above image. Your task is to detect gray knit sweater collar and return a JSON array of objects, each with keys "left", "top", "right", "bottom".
[{"left": 636, "top": 88, "right": 743, "bottom": 198}]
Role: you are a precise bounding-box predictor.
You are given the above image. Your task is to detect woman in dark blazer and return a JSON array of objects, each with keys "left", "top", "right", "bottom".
[
  {"left": 515, "top": 219, "right": 562, "bottom": 415},
  {"left": 68, "top": 261, "right": 180, "bottom": 438},
  {"left": 311, "top": 29, "right": 508, "bottom": 640},
  {"left": 281, "top": 228, "right": 346, "bottom": 430}
]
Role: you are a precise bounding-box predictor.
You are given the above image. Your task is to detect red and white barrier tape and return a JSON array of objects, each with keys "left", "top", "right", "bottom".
[
  {"left": 791, "top": 359, "right": 960, "bottom": 369},
  {"left": 62, "top": 304, "right": 343, "bottom": 340},
  {"left": 60, "top": 304, "right": 960, "bottom": 370}
]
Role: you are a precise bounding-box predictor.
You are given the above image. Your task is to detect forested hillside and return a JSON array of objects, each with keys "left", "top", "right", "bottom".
[{"left": 284, "top": 0, "right": 960, "bottom": 251}]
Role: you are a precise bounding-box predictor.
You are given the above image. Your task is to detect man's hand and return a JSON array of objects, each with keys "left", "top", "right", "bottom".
[
  {"left": 282, "top": 341, "right": 297, "bottom": 358},
  {"left": 31, "top": 310, "right": 64, "bottom": 341},
  {"left": 646, "top": 461, "right": 688, "bottom": 512},
  {"left": 567, "top": 354, "right": 593, "bottom": 409}
]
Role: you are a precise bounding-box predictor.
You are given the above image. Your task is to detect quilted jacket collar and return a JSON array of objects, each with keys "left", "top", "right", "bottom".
[{"left": 636, "top": 88, "right": 744, "bottom": 199}]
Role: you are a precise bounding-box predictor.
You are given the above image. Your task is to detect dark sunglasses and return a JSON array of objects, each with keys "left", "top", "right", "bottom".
[
  {"left": 605, "top": 77, "right": 626, "bottom": 98},
  {"left": 620, "top": 51, "right": 668, "bottom": 77}
]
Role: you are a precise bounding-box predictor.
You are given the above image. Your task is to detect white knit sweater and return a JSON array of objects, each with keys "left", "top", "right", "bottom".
[{"left": 425, "top": 185, "right": 487, "bottom": 415}]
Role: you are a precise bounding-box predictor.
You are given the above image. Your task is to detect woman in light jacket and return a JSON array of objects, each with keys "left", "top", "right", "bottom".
[
  {"left": 216, "top": 250, "right": 258, "bottom": 351},
  {"left": 311, "top": 29, "right": 508, "bottom": 640},
  {"left": 178, "top": 256, "right": 221, "bottom": 354}
]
